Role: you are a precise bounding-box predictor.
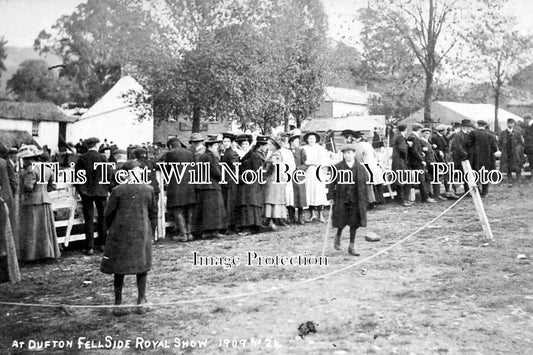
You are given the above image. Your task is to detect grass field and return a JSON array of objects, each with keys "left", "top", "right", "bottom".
[{"left": 1, "top": 182, "right": 532, "bottom": 354}]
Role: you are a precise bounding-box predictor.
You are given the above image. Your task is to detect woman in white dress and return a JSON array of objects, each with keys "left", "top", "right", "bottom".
[
  {"left": 353, "top": 132, "right": 385, "bottom": 206},
  {"left": 302, "top": 132, "right": 329, "bottom": 222}
]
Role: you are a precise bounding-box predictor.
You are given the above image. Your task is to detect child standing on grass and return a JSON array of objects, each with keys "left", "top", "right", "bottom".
[
  {"left": 327, "top": 144, "right": 368, "bottom": 256},
  {"left": 101, "top": 160, "right": 158, "bottom": 316}
]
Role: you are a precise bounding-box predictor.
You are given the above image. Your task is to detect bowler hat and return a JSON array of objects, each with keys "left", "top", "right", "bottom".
[
  {"left": 341, "top": 129, "right": 358, "bottom": 138},
  {"left": 303, "top": 131, "right": 321, "bottom": 143},
  {"left": 189, "top": 133, "right": 205, "bottom": 142},
  {"left": 17, "top": 145, "right": 43, "bottom": 159},
  {"left": 460, "top": 119, "right": 473, "bottom": 127},
  {"left": 167, "top": 137, "right": 186, "bottom": 148},
  {"left": 341, "top": 144, "right": 357, "bottom": 152}
]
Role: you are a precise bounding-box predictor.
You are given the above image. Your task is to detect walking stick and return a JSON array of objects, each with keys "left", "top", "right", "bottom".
[{"left": 321, "top": 200, "right": 333, "bottom": 258}]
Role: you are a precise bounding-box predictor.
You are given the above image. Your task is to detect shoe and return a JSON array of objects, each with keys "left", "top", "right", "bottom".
[
  {"left": 171, "top": 235, "right": 188, "bottom": 242},
  {"left": 401, "top": 202, "right": 412, "bottom": 207},
  {"left": 83, "top": 248, "right": 94, "bottom": 256},
  {"left": 112, "top": 306, "right": 127, "bottom": 316},
  {"left": 424, "top": 198, "right": 437, "bottom": 203},
  {"left": 278, "top": 219, "right": 289, "bottom": 227},
  {"left": 438, "top": 196, "right": 448, "bottom": 201},
  {"left": 348, "top": 245, "right": 360, "bottom": 256},
  {"left": 445, "top": 192, "right": 459, "bottom": 199},
  {"left": 135, "top": 298, "right": 150, "bottom": 315},
  {"left": 267, "top": 221, "right": 277, "bottom": 232}
]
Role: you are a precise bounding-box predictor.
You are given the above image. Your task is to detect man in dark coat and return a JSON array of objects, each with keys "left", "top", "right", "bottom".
[
  {"left": 407, "top": 124, "right": 434, "bottom": 203},
  {"left": 188, "top": 133, "right": 205, "bottom": 161},
  {"left": 450, "top": 119, "right": 473, "bottom": 194},
  {"left": 133, "top": 148, "right": 160, "bottom": 200},
  {"left": 420, "top": 128, "right": 441, "bottom": 200},
  {"left": 522, "top": 114, "right": 533, "bottom": 178},
  {"left": 101, "top": 160, "right": 157, "bottom": 316},
  {"left": 163, "top": 137, "right": 196, "bottom": 242},
  {"left": 75, "top": 137, "right": 111, "bottom": 255},
  {"left": 391, "top": 124, "right": 410, "bottom": 206},
  {"left": 327, "top": 144, "right": 367, "bottom": 256},
  {"left": 192, "top": 137, "right": 226, "bottom": 238},
  {"left": 220, "top": 133, "right": 240, "bottom": 232},
  {"left": 499, "top": 118, "right": 525, "bottom": 185},
  {"left": 468, "top": 120, "right": 499, "bottom": 196},
  {"left": 431, "top": 125, "right": 458, "bottom": 199}
]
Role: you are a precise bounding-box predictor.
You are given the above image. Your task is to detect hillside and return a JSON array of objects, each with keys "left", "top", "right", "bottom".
[{"left": 0, "top": 46, "right": 62, "bottom": 96}]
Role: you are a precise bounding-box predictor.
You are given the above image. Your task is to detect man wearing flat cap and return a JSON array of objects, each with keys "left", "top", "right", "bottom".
[
  {"left": 468, "top": 120, "right": 498, "bottom": 196},
  {"left": 431, "top": 124, "right": 457, "bottom": 199},
  {"left": 188, "top": 133, "right": 205, "bottom": 162},
  {"left": 522, "top": 114, "right": 533, "bottom": 178},
  {"left": 327, "top": 144, "right": 368, "bottom": 256},
  {"left": 392, "top": 123, "right": 411, "bottom": 206},
  {"left": 499, "top": 118, "right": 525, "bottom": 185},
  {"left": 407, "top": 124, "right": 435, "bottom": 203},
  {"left": 133, "top": 148, "right": 160, "bottom": 201}
]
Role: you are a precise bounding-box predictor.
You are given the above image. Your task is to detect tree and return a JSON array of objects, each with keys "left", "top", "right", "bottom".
[
  {"left": 470, "top": 16, "right": 533, "bottom": 133},
  {"left": 6, "top": 59, "right": 77, "bottom": 104},
  {"left": 34, "top": 0, "right": 155, "bottom": 105},
  {"left": 0, "top": 36, "right": 7, "bottom": 79},
  {"left": 363, "top": 0, "right": 507, "bottom": 125}
]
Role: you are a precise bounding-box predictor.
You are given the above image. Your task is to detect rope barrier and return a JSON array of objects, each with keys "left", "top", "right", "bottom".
[{"left": 0, "top": 190, "right": 470, "bottom": 309}]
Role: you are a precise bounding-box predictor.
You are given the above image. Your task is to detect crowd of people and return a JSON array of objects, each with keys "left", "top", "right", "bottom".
[{"left": 1, "top": 114, "right": 532, "bottom": 313}]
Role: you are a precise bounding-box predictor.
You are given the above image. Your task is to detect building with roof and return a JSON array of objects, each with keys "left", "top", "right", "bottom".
[
  {"left": 315, "top": 86, "right": 380, "bottom": 118},
  {"left": 0, "top": 100, "right": 76, "bottom": 152},
  {"left": 68, "top": 76, "right": 154, "bottom": 150},
  {"left": 402, "top": 101, "right": 524, "bottom": 128}
]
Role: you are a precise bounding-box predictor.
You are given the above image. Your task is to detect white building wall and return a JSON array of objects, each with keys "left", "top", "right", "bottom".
[
  {"left": 70, "top": 108, "right": 153, "bottom": 149},
  {"left": 0, "top": 119, "right": 60, "bottom": 152},
  {"left": 332, "top": 102, "right": 368, "bottom": 117}
]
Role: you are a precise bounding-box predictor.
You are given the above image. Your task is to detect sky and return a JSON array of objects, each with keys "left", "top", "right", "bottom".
[{"left": 1, "top": 0, "right": 533, "bottom": 48}]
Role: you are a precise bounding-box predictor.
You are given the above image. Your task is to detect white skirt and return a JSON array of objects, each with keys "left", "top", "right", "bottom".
[{"left": 305, "top": 165, "right": 328, "bottom": 206}]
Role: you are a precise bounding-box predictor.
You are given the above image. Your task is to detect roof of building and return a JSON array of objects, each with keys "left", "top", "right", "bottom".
[
  {"left": 301, "top": 115, "right": 386, "bottom": 132},
  {"left": 402, "top": 101, "right": 523, "bottom": 128},
  {"left": 0, "top": 101, "right": 76, "bottom": 123},
  {"left": 79, "top": 75, "right": 145, "bottom": 121},
  {"left": 0, "top": 129, "right": 40, "bottom": 151},
  {"left": 323, "top": 86, "right": 380, "bottom": 105}
]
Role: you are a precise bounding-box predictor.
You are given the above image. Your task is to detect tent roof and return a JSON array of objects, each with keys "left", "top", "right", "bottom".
[
  {"left": 301, "top": 116, "right": 386, "bottom": 132},
  {"left": 323, "top": 86, "right": 380, "bottom": 105},
  {"left": 402, "top": 101, "right": 523, "bottom": 127},
  {"left": 79, "top": 76, "right": 144, "bottom": 121},
  {"left": 0, "top": 101, "right": 75, "bottom": 123}
]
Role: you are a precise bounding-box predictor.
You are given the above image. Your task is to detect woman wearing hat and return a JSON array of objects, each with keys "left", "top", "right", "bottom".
[
  {"left": 17, "top": 145, "right": 61, "bottom": 262},
  {"left": 220, "top": 133, "right": 240, "bottom": 232},
  {"left": 101, "top": 160, "right": 158, "bottom": 316},
  {"left": 302, "top": 132, "right": 328, "bottom": 222},
  {"left": 352, "top": 131, "right": 385, "bottom": 207},
  {"left": 235, "top": 135, "right": 267, "bottom": 235},
  {"left": 263, "top": 137, "right": 287, "bottom": 231},
  {"left": 191, "top": 136, "right": 226, "bottom": 239},
  {"left": 289, "top": 134, "right": 308, "bottom": 224}
]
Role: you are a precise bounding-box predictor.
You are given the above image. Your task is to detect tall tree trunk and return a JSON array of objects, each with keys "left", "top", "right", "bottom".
[
  {"left": 423, "top": 71, "right": 434, "bottom": 126},
  {"left": 192, "top": 105, "right": 201, "bottom": 133},
  {"left": 494, "top": 87, "right": 500, "bottom": 134}
]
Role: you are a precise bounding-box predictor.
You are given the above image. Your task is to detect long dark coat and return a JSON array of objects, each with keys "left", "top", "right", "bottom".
[
  {"left": 524, "top": 124, "right": 533, "bottom": 156},
  {"left": 392, "top": 133, "right": 408, "bottom": 171},
  {"left": 101, "top": 184, "right": 157, "bottom": 275},
  {"left": 291, "top": 147, "right": 307, "bottom": 208},
  {"left": 430, "top": 133, "right": 448, "bottom": 163},
  {"left": 468, "top": 128, "right": 498, "bottom": 171},
  {"left": 220, "top": 147, "right": 239, "bottom": 227},
  {"left": 327, "top": 160, "right": 367, "bottom": 229},
  {"left": 451, "top": 130, "right": 470, "bottom": 168},
  {"left": 192, "top": 150, "right": 226, "bottom": 232},
  {"left": 407, "top": 133, "right": 425, "bottom": 169},
  {"left": 163, "top": 147, "right": 196, "bottom": 207},
  {"left": 75, "top": 150, "right": 111, "bottom": 197},
  {"left": 499, "top": 129, "right": 524, "bottom": 173},
  {"left": 236, "top": 149, "right": 265, "bottom": 208}
]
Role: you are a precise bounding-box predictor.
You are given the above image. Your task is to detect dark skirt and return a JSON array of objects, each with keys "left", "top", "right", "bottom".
[
  {"left": 192, "top": 189, "right": 226, "bottom": 233},
  {"left": 19, "top": 204, "right": 60, "bottom": 262},
  {"left": 235, "top": 205, "right": 263, "bottom": 228},
  {"left": 222, "top": 185, "right": 237, "bottom": 228},
  {"left": 292, "top": 180, "right": 307, "bottom": 208}
]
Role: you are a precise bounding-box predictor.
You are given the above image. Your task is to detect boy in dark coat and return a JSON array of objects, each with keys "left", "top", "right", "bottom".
[
  {"left": 101, "top": 160, "right": 158, "bottom": 316},
  {"left": 327, "top": 144, "right": 368, "bottom": 256}
]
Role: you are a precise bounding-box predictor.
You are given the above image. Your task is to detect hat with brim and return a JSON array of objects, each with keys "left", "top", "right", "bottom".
[
  {"left": 341, "top": 144, "right": 357, "bottom": 153},
  {"left": 436, "top": 124, "right": 448, "bottom": 131},
  {"left": 507, "top": 118, "right": 516, "bottom": 124},
  {"left": 189, "top": 133, "right": 205, "bottom": 142},
  {"left": 288, "top": 134, "right": 301, "bottom": 143},
  {"left": 84, "top": 137, "right": 100, "bottom": 147},
  {"left": 205, "top": 137, "right": 222, "bottom": 145},
  {"left": 17, "top": 145, "right": 43, "bottom": 159},
  {"left": 461, "top": 119, "right": 473, "bottom": 127},
  {"left": 476, "top": 120, "right": 488, "bottom": 127},
  {"left": 114, "top": 149, "right": 127, "bottom": 155},
  {"left": 255, "top": 135, "right": 270, "bottom": 145},
  {"left": 167, "top": 137, "right": 186, "bottom": 148},
  {"left": 341, "top": 129, "right": 358, "bottom": 138},
  {"left": 524, "top": 114, "right": 532, "bottom": 120},
  {"left": 8, "top": 148, "right": 18, "bottom": 155},
  {"left": 303, "top": 132, "right": 321, "bottom": 143},
  {"left": 133, "top": 148, "right": 148, "bottom": 158},
  {"left": 222, "top": 132, "right": 237, "bottom": 141},
  {"left": 236, "top": 134, "right": 253, "bottom": 144},
  {"left": 411, "top": 123, "right": 423, "bottom": 131},
  {"left": 421, "top": 128, "right": 431, "bottom": 133},
  {"left": 269, "top": 138, "right": 281, "bottom": 150}
]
